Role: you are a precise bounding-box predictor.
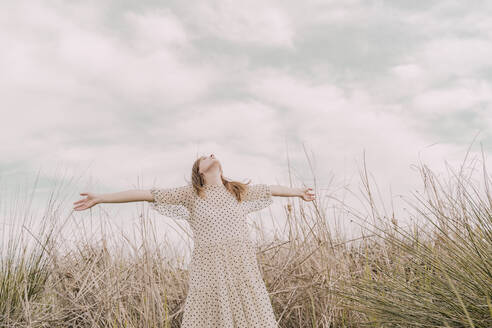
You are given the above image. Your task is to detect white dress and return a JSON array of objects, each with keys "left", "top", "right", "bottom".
[{"left": 149, "top": 183, "right": 277, "bottom": 328}]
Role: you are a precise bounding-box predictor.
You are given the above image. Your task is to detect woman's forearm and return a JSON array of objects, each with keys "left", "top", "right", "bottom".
[
  {"left": 96, "top": 189, "right": 153, "bottom": 204},
  {"left": 269, "top": 185, "right": 303, "bottom": 197}
]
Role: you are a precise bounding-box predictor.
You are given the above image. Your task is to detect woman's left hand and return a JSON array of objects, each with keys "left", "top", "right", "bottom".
[{"left": 299, "top": 187, "right": 315, "bottom": 202}]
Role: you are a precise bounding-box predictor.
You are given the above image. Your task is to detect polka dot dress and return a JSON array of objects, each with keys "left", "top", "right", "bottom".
[{"left": 149, "top": 183, "right": 277, "bottom": 328}]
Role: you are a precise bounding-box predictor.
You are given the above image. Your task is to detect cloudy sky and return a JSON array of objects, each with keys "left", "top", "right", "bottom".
[{"left": 1, "top": 0, "right": 491, "bottom": 250}]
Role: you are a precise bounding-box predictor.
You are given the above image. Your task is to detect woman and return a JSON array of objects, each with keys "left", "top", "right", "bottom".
[{"left": 73, "top": 153, "right": 315, "bottom": 327}]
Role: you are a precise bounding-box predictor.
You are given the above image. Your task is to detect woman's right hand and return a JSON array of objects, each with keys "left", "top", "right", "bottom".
[{"left": 73, "top": 192, "right": 101, "bottom": 211}]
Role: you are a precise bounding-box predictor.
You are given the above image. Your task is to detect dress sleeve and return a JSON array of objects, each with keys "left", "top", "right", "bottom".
[
  {"left": 148, "top": 184, "right": 193, "bottom": 221},
  {"left": 241, "top": 184, "right": 273, "bottom": 214}
]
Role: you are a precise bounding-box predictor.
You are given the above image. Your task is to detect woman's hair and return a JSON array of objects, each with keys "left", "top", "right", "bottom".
[{"left": 191, "top": 156, "right": 251, "bottom": 201}]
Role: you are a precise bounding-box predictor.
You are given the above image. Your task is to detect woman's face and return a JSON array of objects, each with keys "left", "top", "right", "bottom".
[{"left": 199, "top": 153, "right": 221, "bottom": 174}]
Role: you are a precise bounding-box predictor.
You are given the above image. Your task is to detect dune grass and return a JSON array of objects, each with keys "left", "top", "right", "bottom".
[{"left": 1, "top": 151, "right": 491, "bottom": 327}]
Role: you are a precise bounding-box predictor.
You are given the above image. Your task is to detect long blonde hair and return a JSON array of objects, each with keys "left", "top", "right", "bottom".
[{"left": 191, "top": 156, "right": 251, "bottom": 202}]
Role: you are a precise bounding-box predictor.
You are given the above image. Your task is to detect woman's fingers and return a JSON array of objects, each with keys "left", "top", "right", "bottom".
[
  {"left": 73, "top": 192, "right": 91, "bottom": 205},
  {"left": 301, "top": 188, "right": 316, "bottom": 201},
  {"left": 73, "top": 197, "right": 91, "bottom": 210},
  {"left": 304, "top": 188, "right": 315, "bottom": 195},
  {"left": 74, "top": 202, "right": 90, "bottom": 211},
  {"left": 303, "top": 188, "right": 315, "bottom": 195},
  {"left": 73, "top": 200, "right": 86, "bottom": 209}
]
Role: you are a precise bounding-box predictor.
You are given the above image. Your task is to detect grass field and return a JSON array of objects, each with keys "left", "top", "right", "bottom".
[{"left": 2, "top": 154, "right": 491, "bottom": 327}]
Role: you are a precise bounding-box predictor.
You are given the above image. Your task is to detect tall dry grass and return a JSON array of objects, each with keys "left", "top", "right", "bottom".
[{"left": 1, "top": 150, "right": 491, "bottom": 327}]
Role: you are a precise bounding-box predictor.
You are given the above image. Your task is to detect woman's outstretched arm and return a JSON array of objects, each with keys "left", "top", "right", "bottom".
[
  {"left": 73, "top": 189, "right": 154, "bottom": 211},
  {"left": 269, "top": 185, "right": 315, "bottom": 202}
]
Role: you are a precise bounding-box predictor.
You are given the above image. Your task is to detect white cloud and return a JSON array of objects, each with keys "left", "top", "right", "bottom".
[
  {"left": 412, "top": 79, "right": 492, "bottom": 115},
  {"left": 408, "top": 38, "right": 492, "bottom": 81},
  {"left": 245, "top": 70, "right": 480, "bottom": 206},
  {"left": 391, "top": 64, "right": 424, "bottom": 79},
  {"left": 124, "top": 9, "right": 189, "bottom": 51},
  {"left": 2, "top": 0, "right": 492, "bottom": 243},
  {"left": 186, "top": 0, "right": 294, "bottom": 47}
]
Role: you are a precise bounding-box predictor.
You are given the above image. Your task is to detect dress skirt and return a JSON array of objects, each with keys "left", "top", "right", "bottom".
[{"left": 180, "top": 239, "right": 278, "bottom": 328}]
